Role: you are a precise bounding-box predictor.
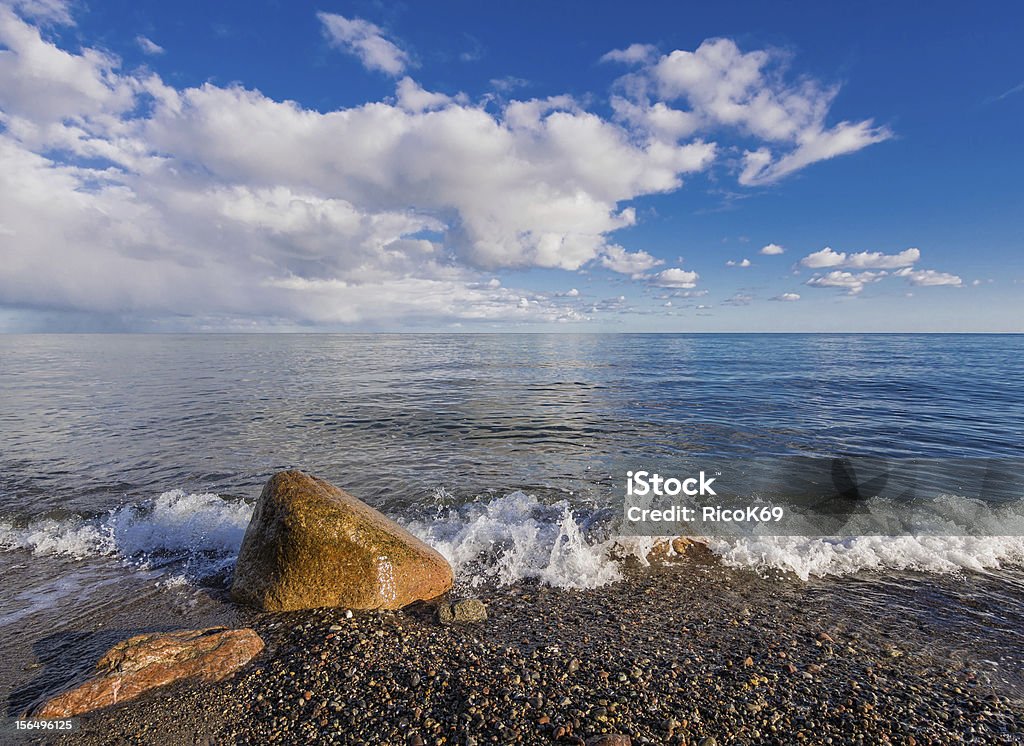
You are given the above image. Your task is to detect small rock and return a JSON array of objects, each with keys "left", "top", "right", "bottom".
[
  {"left": 586, "top": 736, "right": 632, "bottom": 746},
  {"left": 438, "top": 598, "right": 488, "bottom": 624}
]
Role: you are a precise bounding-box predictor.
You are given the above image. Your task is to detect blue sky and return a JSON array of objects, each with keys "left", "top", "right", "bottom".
[{"left": 0, "top": 0, "right": 1021, "bottom": 331}]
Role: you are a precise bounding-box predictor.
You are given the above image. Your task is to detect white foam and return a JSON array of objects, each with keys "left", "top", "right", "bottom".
[
  {"left": 0, "top": 489, "right": 253, "bottom": 581},
  {"left": 0, "top": 517, "right": 114, "bottom": 560},
  {"left": 405, "top": 490, "right": 621, "bottom": 589},
  {"left": 4, "top": 487, "right": 1024, "bottom": 589},
  {"left": 707, "top": 535, "right": 1024, "bottom": 581}
]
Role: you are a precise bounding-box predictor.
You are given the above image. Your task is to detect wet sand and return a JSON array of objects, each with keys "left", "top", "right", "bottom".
[{"left": 21, "top": 555, "right": 1024, "bottom": 745}]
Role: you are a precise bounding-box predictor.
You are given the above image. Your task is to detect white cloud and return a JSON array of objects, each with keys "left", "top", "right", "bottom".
[
  {"left": 800, "top": 246, "right": 919, "bottom": 269},
  {"left": 600, "top": 43, "right": 658, "bottom": 65},
  {"left": 0, "top": 7, "right": 734, "bottom": 328},
  {"left": 805, "top": 270, "right": 887, "bottom": 295},
  {"left": 317, "top": 12, "right": 409, "bottom": 76},
  {"left": 135, "top": 35, "right": 164, "bottom": 56},
  {"left": 649, "top": 268, "right": 700, "bottom": 288},
  {"left": 395, "top": 77, "right": 452, "bottom": 112},
  {"left": 894, "top": 268, "right": 963, "bottom": 287},
  {"left": 0, "top": 8, "right": 899, "bottom": 329},
  {"left": 0, "top": 6, "right": 136, "bottom": 122},
  {"left": 599, "top": 244, "right": 663, "bottom": 277},
  {"left": 800, "top": 247, "right": 846, "bottom": 268},
  {"left": 490, "top": 76, "right": 529, "bottom": 93},
  {"left": 726, "top": 258, "right": 751, "bottom": 267},
  {"left": 611, "top": 38, "right": 890, "bottom": 182},
  {"left": 844, "top": 247, "right": 920, "bottom": 269},
  {"left": 740, "top": 120, "right": 890, "bottom": 185},
  {"left": 760, "top": 243, "right": 784, "bottom": 255},
  {"left": 772, "top": 292, "right": 800, "bottom": 301},
  {"left": 6, "top": 0, "right": 71, "bottom": 23},
  {"left": 722, "top": 292, "right": 753, "bottom": 306}
]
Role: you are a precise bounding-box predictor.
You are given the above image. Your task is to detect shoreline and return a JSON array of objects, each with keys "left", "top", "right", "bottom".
[{"left": 31, "top": 557, "right": 1024, "bottom": 745}]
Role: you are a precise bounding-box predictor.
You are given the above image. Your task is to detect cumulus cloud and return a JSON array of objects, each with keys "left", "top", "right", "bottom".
[
  {"left": 845, "top": 248, "right": 920, "bottom": 269},
  {"left": 805, "top": 270, "right": 887, "bottom": 295},
  {"left": 800, "top": 247, "right": 846, "bottom": 268},
  {"left": 726, "top": 258, "right": 751, "bottom": 267},
  {"left": 760, "top": 243, "right": 784, "bottom": 255},
  {"left": 317, "top": 12, "right": 410, "bottom": 76},
  {"left": 600, "top": 43, "right": 659, "bottom": 65},
  {"left": 599, "top": 244, "right": 663, "bottom": 276},
  {"left": 894, "top": 268, "right": 963, "bottom": 287},
  {"left": 395, "top": 77, "right": 453, "bottom": 112},
  {"left": 649, "top": 268, "right": 700, "bottom": 288},
  {"left": 772, "top": 292, "right": 800, "bottom": 301},
  {"left": 800, "top": 247, "right": 919, "bottom": 269},
  {"left": 0, "top": 6, "right": 732, "bottom": 328},
  {"left": 609, "top": 38, "right": 891, "bottom": 184},
  {"left": 0, "top": 7, "right": 894, "bottom": 329},
  {"left": 135, "top": 35, "right": 164, "bottom": 56}
]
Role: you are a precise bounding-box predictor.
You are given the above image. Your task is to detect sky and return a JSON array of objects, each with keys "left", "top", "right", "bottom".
[{"left": 0, "top": 0, "right": 1021, "bottom": 332}]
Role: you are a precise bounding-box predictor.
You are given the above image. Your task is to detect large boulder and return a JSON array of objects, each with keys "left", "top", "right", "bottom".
[
  {"left": 34, "top": 627, "right": 263, "bottom": 718},
  {"left": 231, "top": 470, "right": 453, "bottom": 611}
]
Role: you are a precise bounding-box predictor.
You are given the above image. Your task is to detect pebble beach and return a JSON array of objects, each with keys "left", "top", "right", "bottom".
[{"left": 42, "top": 555, "right": 1024, "bottom": 746}]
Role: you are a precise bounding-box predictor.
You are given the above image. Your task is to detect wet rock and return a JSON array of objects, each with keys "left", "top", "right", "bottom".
[
  {"left": 34, "top": 628, "right": 263, "bottom": 718},
  {"left": 437, "top": 599, "right": 488, "bottom": 624},
  {"left": 232, "top": 470, "right": 453, "bottom": 611},
  {"left": 645, "top": 537, "right": 700, "bottom": 561}
]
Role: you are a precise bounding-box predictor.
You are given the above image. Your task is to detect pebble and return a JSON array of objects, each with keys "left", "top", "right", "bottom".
[{"left": 52, "top": 565, "right": 1024, "bottom": 746}]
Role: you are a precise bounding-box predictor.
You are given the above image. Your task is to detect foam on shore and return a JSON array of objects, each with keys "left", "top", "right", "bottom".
[{"left": 2, "top": 488, "right": 1024, "bottom": 589}]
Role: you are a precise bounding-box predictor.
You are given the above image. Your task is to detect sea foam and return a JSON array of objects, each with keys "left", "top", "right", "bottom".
[
  {"left": 0, "top": 489, "right": 253, "bottom": 580},
  {"left": 2, "top": 488, "right": 1023, "bottom": 589}
]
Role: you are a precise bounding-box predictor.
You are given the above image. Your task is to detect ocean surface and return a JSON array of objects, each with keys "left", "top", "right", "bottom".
[{"left": 1, "top": 333, "right": 1023, "bottom": 707}]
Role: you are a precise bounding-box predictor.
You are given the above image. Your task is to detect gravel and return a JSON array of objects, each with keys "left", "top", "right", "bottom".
[{"left": 46, "top": 558, "right": 1024, "bottom": 745}]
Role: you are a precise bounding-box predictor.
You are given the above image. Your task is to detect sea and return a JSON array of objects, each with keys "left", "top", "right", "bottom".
[{"left": 1, "top": 333, "right": 1023, "bottom": 709}]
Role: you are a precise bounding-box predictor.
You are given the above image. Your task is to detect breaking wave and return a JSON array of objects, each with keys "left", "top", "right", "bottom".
[
  {"left": 0, "top": 489, "right": 253, "bottom": 582},
  {"left": 2, "top": 488, "right": 1023, "bottom": 589}
]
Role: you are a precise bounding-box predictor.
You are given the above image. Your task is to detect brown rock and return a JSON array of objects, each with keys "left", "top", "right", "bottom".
[
  {"left": 586, "top": 736, "right": 632, "bottom": 746},
  {"left": 35, "top": 627, "right": 263, "bottom": 718},
  {"left": 231, "top": 470, "right": 453, "bottom": 611},
  {"left": 644, "top": 536, "right": 701, "bottom": 562}
]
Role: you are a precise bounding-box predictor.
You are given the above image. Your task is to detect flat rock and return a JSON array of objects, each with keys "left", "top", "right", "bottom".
[
  {"left": 34, "top": 627, "right": 263, "bottom": 718},
  {"left": 232, "top": 470, "right": 453, "bottom": 611}
]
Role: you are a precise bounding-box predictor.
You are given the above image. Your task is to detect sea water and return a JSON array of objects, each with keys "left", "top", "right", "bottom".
[{"left": 1, "top": 333, "right": 1022, "bottom": 704}]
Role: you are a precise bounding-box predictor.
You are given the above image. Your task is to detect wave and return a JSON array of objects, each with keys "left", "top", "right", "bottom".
[
  {"left": 708, "top": 535, "right": 1024, "bottom": 581},
  {"left": 2, "top": 488, "right": 1023, "bottom": 589},
  {"left": 403, "top": 490, "right": 624, "bottom": 589},
  {"left": 0, "top": 489, "right": 253, "bottom": 582}
]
